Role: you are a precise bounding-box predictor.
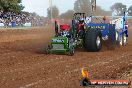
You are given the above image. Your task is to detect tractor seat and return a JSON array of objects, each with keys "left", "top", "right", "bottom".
[{"left": 60, "top": 24, "right": 70, "bottom": 30}]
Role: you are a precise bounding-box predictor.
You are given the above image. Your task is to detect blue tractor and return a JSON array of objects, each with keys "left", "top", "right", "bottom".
[
  {"left": 71, "top": 12, "right": 128, "bottom": 52},
  {"left": 46, "top": 12, "right": 128, "bottom": 55}
]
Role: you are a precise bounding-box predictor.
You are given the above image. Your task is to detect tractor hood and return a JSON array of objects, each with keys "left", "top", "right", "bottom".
[
  {"left": 51, "top": 36, "right": 68, "bottom": 43},
  {"left": 86, "top": 23, "right": 115, "bottom": 37}
]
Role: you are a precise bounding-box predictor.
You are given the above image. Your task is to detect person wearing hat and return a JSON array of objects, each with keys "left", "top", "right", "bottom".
[{"left": 125, "top": 21, "right": 128, "bottom": 37}]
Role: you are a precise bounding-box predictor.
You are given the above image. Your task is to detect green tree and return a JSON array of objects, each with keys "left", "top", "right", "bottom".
[
  {"left": 111, "top": 3, "right": 127, "bottom": 16},
  {"left": 128, "top": 5, "right": 132, "bottom": 16},
  {"left": 0, "top": 0, "right": 24, "bottom": 12},
  {"left": 47, "top": 5, "right": 59, "bottom": 19}
]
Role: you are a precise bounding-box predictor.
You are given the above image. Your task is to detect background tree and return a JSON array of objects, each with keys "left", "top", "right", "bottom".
[
  {"left": 60, "top": 10, "right": 74, "bottom": 23},
  {"left": 95, "top": 6, "right": 112, "bottom": 16},
  {"left": 111, "top": 3, "right": 127, "bottom": 16},
  {"left": 0, "top": 0, "right": 24, "bottom": 12},
  {"left": 47, "top": 5, "right": 59, "bottom": 19},
  {"left": 60, "top": 10, "right": 74, "bottom": 19},
  {"left": 74, "top": 0, "right": 91, "bottom": 16},
  {"left": 128, "top": 5, "right": 132, "bottom": 16},
  {"left": 74, "top": 0, "right": 111, "bottom": 16}
]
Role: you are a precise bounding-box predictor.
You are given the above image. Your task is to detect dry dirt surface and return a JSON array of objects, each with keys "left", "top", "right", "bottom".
[{"left": 0, "top": 27, "right": 132, "bottom": 88}]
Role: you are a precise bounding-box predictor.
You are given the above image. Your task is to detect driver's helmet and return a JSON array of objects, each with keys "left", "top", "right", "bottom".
[{"left": 79, "top": 18, "right": 84, "bottom": 24}]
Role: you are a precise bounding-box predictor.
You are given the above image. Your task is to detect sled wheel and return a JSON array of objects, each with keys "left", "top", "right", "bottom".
[{"left": 119, "top": 33, "right": 127, "bottom": 46}]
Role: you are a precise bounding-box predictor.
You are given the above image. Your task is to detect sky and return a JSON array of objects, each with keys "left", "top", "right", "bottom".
[{"left": 22, "top": 0, "right": 132, "bottom": 17}]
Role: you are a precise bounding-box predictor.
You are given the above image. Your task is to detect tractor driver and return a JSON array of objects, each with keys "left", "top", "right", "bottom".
[{"left": 76, "top": 18, "right": 85, "bottom": 38}]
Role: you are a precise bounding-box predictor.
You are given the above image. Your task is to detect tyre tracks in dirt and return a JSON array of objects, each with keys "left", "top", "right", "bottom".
[{"left": 0, "top": 28, "right": 132, "bottom": 88}]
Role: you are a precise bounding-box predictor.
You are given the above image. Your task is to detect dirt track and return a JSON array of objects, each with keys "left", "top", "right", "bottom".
[{"left": 0, "top": 27, "right": 132, "bottom": 88}]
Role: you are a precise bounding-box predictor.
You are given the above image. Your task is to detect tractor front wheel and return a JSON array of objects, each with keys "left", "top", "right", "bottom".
[
  {"left": 68, "top": 46, "right": 75, "bottom": 56},
  {"left": 119, "top": 33, "right": 127, "bottom": 46},
  {"left": 45, "top": 45, "right": 51, "bottom": 54},
  {"left": 84, "top": 29, "right": 102, "bottom": 52}
]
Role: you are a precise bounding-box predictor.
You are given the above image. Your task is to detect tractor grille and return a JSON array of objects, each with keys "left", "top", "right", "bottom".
[{"left": 52, "top": 44, "right": 64, "bottom": 50}]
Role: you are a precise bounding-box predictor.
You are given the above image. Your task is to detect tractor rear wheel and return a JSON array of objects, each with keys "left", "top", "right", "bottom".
[{"left": 84, "top": 29, "right": 102, "bottom": 52}]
